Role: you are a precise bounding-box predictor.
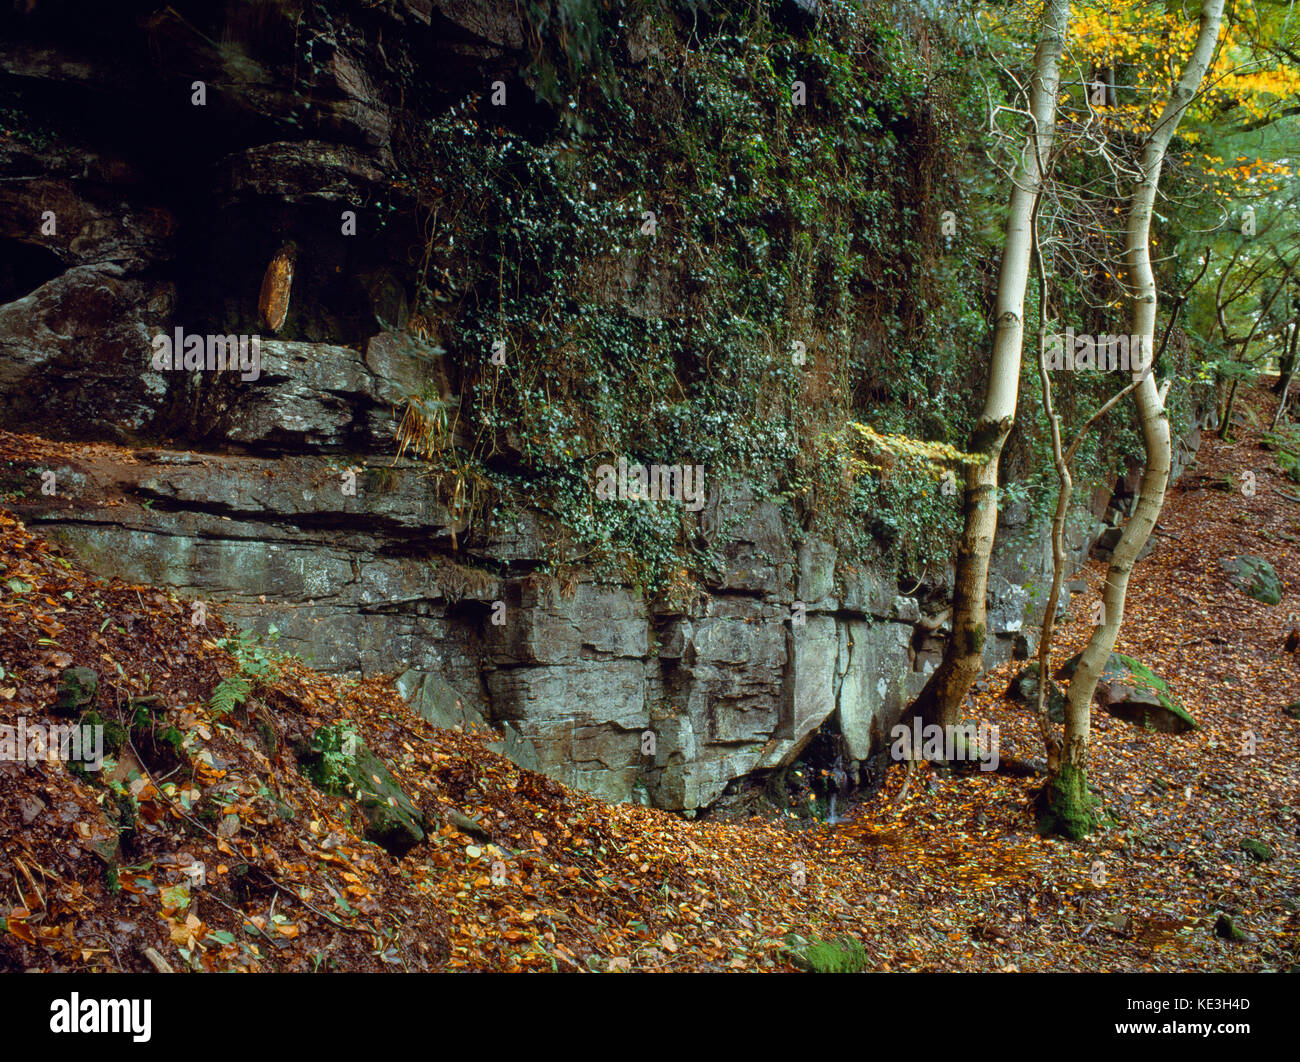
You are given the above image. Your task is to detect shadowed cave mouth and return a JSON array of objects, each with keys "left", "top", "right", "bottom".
[
  {"left": 699, "top": 725, "right": 891, "bottom": 821},
  {"left": 0, "top": 238, "right": 65, "bottom": 305}
]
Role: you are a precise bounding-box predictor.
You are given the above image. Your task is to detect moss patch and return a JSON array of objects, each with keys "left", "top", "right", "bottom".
[
  {"left": 1240, "top": 838, "right": 1274, "bottom": 862},
  {"left": 1221, "top": 555, "right": 1283, "bottom": 606},
  {"left": 1113, "top": 654, "right": 1198, "bottom": 730},
  {"left": 1036, "top": 761, "right": 1099, "bottom": 840},
  {"left": 790, "top": 936, "right": 869, "bottom": 972}
]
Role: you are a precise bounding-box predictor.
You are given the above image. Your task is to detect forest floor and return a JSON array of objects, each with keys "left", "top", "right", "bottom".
[{"left": 0, "top": 389, "right": 1296, "bottom": 973}]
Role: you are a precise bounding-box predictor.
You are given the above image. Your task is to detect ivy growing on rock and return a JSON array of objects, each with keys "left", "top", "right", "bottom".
[{"left": 390, "top": 0, "right": 1127, "bottom": 591}]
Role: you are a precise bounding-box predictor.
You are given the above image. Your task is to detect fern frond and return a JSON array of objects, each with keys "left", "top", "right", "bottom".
[{"left": 208, "top": 674, "right": 251, "bottom": 716}]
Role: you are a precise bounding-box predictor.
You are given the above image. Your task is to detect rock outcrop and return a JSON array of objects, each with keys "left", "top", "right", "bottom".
[
  {"left": 3, "top": 431, "right": 1137, "bottom": 808},
  {"left": 0, "top": 0, "right": 1207, "bottom": 810}
]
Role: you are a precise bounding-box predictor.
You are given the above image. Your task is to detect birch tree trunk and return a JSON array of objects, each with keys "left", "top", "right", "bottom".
[
  {"left": 1038, "top": 0, "right": 1226, "bottom": 838},
  {"left": 915, "top": 0, "right": 1070, "bottom": 732},
  {"left": 1272, "top": 317, "right": 1299, "bottom": 429},
  {"left": 1272, "top": 286, "right": 1297, "bottom": 398}
]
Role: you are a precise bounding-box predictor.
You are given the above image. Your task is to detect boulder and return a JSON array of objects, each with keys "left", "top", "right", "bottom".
[
  {"left": 1215, "top": 913, "right": 1249, "bottom": 942},
  {"left": 1057, "top": 652, "right": 1197, "bottom": 732},
  {"left": 395, "top": 670, "right": 486, "bottom": 731},
  {"left": 1005, "top": 663, "right": 1065, "bottom": 723},
  {"left": 53, "top": 666, "right": 99, "bottom": 716},
  {"left": 1241, "top": 838, "right": 1274, "bottom": 862},
  {"left": 1222, "top": 555, "right": 1283, "bottom": 606},
  {"left": 297, "top": 724, "right": 424, "bottom": 857},
  {"left": 486, "top": 722, "right": 542, "bottom": 773}
]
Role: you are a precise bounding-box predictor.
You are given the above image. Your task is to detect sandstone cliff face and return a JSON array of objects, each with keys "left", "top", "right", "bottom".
[
  {"left": 0, "top": 1, "right": 1198, "bottom": 809},
  {"left": 3, "top": 433, "right": 1122, "bottom": 809}
]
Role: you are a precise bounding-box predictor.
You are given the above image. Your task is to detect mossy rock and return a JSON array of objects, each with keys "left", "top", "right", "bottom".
[
  {"left": 1056, "top": 652, "right": 1196, "bottom": 732},
  {"left": 1240, "top": 838, "right": 1274, "bottom": 862},
  {"left": 1005, "top": 662, "right": 1065, "bottom": 723},
  {"left": 1106, "top": 654, "right": 1197, "bottom": 732},
  {"left": 1215, "top": 913, "right": 1248, "bottom": 942},
  {"left": 298, "top": 723, "right": 425, "bottom": 857},
  {"left": 1283, "top": 700, "right": 1300, "bottom": 720},
  {"left": 254, "top": 717, "right": 278, "bottom": 755},
  {"left": 789, "top": 936, "right": 868, "bottom": 973},
  {"left": 78, "top": 710, "right": 127, "bottom": 755},
  {"left": 53, "top": 666, "right": 98, "bottom": 716},
  {"left": 1221, "top": 555, "right": 1283, "bottom": 606}
]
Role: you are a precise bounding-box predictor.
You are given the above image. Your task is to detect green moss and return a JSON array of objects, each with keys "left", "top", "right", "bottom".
[
  {"left": 1114, "top": 654, "right": 1198, "bottom": 729},
  {"left": 1036, "top": 761, "right": 1099, "bottom": 840},
  {"left": 1215, "top": 913, "right": 1249, "bottom": 942},
  {"left": 1240, "top": 838, "right": 1274, "bottom": 862},
  {"left": 113, "top": 790, "right": 137, "bottom": 834},
  {"left": 1221, "top": 555, "right": 1283, "bottom": 606},
  {"left": 254, "top": 718, "right": 278, "bottom": 754},
  {"left": 157, "top": 725, "right": 185, "bottom": 757},
  {"left": 1060, "top": 652, "right": 1198, "bottom": 730},
  {"left": 54, "top": 667, "right": 98, "bottom": 715},
  {"left": 79, "top": 711, "right": 127, "bottom": 755},
  {"left": 794, "top": 937, "right": 869, "bottom": 973}
]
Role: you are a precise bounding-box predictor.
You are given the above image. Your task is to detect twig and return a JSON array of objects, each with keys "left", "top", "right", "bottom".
[
  {"left": 11, "top": 853, "right": 45, "bottom": 912},
  {"left": 900, "top": 569, "right": 928, "bottom": 596}
]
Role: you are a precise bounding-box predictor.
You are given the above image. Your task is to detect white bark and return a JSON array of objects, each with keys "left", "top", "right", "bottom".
[
  {"left": 1061, "top": 0, "right": 1227, "bottom": 768},
  {"left": 918, "top": 0, "right": 1070, "bottom": 729}
]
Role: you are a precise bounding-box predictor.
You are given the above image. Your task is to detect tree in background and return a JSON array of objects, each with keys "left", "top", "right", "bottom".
[
  {"left": 914, "top": 0, "right": 1072, "bottom": 732},
  {"left": 1038, "top": 0, "right": 1228, "bottom": 838}
]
